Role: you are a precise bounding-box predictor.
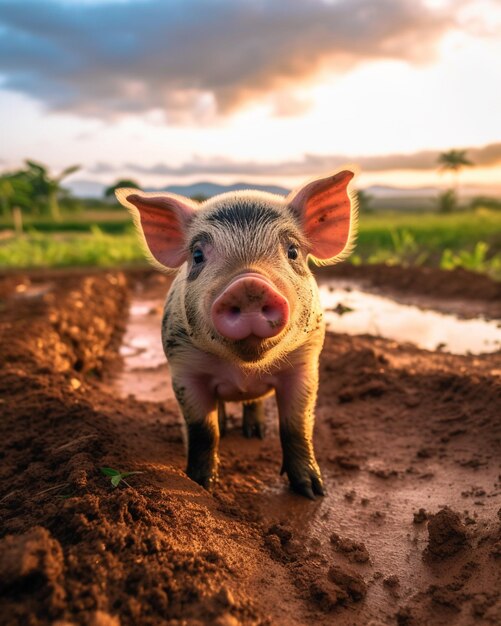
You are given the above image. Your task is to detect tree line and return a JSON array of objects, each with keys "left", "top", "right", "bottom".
[
  {"left": 0, "top": 150, "right": 485, "bottom": 221},
  {"left": 0, "top": 160, "right": 80, "bottom": 221}
]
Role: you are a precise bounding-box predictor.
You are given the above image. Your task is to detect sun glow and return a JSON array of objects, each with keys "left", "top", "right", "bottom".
[{"left": 0, "top": 0, "right": 500, "bottom": 193}]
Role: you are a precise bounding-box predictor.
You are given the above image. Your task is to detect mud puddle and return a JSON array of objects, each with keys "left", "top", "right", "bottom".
[
  {"left": 117, "top": 299, "right": 174, "bottom": 402},
  {"left": 12, "top": 280, "right": 54, "bottom": 299},
  {"left": 319, "top": 281, "right": 501, "bottom": 355}
]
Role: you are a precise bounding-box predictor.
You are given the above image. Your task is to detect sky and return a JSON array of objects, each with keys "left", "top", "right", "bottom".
[{"left": 0, "top": 0, "right": 500, "bottom": 193}]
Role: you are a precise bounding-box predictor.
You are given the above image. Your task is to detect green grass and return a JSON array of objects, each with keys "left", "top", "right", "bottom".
[
  {"left": 0, "top": 208, "right": 500, "bottom": 278},
  {"left": 351, "top": 208, "right": 501, "bottom": 277},
  {"left": 0, "top": 210, "right": 130, "bottom": 234},
  {"left": 0, "top": 227, "right": 143, "bottom": 268},
  {"left": 356, "top": 209, "right": 500, "bottom": 258}
]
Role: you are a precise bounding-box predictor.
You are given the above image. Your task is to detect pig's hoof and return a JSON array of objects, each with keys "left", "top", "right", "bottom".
[
  {"left": 284, "top": 466, "right": 325, "bottom": 500},
  {"left": 255, "top": 421, "right": 266, "bottom": 439},
  {"left": 242, "top": 420, "right": 266, "bottom": 439},
  {"left": 219, "top": 417, "right": 227, "bottom": 438},
  {"left": 242, "top": 402, "right": 266, "bottom": 439},
  {"left": 186, "top": 467, "right": 218, "bottom": 491}
]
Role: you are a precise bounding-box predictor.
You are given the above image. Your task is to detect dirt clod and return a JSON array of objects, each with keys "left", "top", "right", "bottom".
[
  {"left": 425, "top": 507, "right": 469, "bottom": 559},
  {"left": 327, "top": 565, "right": 367, "bottom": 602},
  {"left": 0, "top": 526, "right": 64, "bottom": 587},
  {"left": 330, "top": 532, "right": 371, "bottom": 563},
  {"left": 413, "top": 508, "right": 428, "bottom": 524},
  {"left": 384, "top": 574, "right": 400, "bottom": 588}
]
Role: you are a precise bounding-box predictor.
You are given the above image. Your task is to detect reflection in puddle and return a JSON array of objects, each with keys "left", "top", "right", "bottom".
[{"left": 319, "top": 282, "right": 501, "bottom": 355}]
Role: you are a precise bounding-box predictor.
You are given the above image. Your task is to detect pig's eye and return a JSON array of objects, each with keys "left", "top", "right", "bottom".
[
  {"left": 287, "top": 244, "right": 299, "bottom": 260},
  {"left": 192, "top": 248, "right": 205, "bottom": 265}
]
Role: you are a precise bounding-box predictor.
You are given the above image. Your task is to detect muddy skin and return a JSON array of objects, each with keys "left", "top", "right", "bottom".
[
  {"left": 185, "top": 419, "right": 220, "bottom": 490},
  {"left": 279, "top": 425, "right": 325, "bottom": 500}
]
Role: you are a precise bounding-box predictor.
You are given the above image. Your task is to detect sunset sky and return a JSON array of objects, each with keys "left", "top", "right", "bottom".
[{"left": 1, "top": 0, "right": 500, "bottom": 193}]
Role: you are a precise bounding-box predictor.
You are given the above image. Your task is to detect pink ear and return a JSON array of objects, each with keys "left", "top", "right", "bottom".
[
  {"left": 288, "top": 170, "right": 357, "bottom": 265},
  {"left": 115, "top": 189, "right": 196, "bottom": 270}
]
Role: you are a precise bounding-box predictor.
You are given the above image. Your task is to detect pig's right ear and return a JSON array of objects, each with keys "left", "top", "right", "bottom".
[{"left": 115, "top": 188, "right": 197, "bottom": 271}]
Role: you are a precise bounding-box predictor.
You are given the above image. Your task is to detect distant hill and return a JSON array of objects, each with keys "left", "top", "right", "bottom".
[
  {"left": 66, "top": 178, "right": 501, "bottom": 204},
  {"left": 65, "top": 179, "right": 289, "bottom": 199},
  {"left": 66, "top": 179, "right": 107, "bottom": 198},
  {"left": 159, "top": 181, "right": 290, "bottom": 198},
  {"left": 365, "top": 185, "right": 438, "bottom": 198}
]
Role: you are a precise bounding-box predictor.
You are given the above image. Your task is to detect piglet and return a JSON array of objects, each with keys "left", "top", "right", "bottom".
[{"left": 116, "top": 170, "right": 357, "bottom": 499}]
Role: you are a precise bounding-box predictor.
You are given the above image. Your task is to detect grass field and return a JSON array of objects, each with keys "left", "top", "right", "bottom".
[{"left": 0, "top": 207, "right": 500, "bottom": 277}]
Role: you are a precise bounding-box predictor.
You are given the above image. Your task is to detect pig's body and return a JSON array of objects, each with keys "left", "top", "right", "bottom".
[{"left": 117, "top": 172, "right": 356, "bottom": 499}]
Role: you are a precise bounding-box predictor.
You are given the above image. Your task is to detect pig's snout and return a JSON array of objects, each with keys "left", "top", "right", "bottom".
[{"left": 211, "top": 274, "right": 289, "bottom": 341}]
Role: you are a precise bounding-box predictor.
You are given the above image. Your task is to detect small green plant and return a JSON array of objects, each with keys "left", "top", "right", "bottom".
[
  {"left": 366, "top": 228, "right": 428, "bottom": 267},
  {"left": 100, "top": 467, "right": 143, "bottom": 488},
  {"left": 440, "top": 241, "right": 497, "bottom": 274}
]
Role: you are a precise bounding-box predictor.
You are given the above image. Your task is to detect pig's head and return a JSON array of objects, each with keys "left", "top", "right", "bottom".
[{"left": 116, "top": 170, "right": 357, "bottom": 365}]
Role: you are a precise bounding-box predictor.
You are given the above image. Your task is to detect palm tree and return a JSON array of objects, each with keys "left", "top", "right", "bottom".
[
  {"left": 104, "top": 179, "right": 141, "bottom": 199},
  {"left": 0, "top": 177, "right": 15, "bottom": 218},
  {"left": 25, "top": 160, "right": 80, "bottom": 220},
  {"left": 0, "top": 173, "right": 33, "bottom": 218},
  {"left": 437, "top": 150, "right": 473, "bottom": 202}
]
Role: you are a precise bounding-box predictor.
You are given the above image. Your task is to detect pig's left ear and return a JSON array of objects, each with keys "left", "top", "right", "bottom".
[
  {"left": 287, "top": 169, "right": 358, "bottom": 266},
  {"left": 115, "top": 188, "right": 197, "bottom": 272}
]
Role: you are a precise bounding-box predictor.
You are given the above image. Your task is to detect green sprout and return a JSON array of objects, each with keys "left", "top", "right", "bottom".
[{"left": 100, "top": 467, "right": 143, "bottom": 488}]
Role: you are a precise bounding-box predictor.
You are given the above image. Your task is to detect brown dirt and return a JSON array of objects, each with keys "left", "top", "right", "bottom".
[{"left": 0, "top": 266, "right": 500, "bottom": 626}]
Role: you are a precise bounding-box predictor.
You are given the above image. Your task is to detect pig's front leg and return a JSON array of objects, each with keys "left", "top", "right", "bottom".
[
  {"left": 172, "top": 378, "right": 219, "bottom": 490},
  {"left": 275, "top": 366, "right": 324, "bottom": 500}
]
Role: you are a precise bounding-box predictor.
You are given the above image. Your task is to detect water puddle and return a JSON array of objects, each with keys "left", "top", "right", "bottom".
[
  {"left": 117, "top": 299, "right": 174, "bottom": 402},
  {"left": 13, "top": 281, "right": 54, "bottom": 299},
  {"left": 319, "top": 281, "right": 501, "bottom": 355}
]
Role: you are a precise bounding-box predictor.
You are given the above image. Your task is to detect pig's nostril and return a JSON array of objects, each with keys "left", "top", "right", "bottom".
[
  {"left": 230, "top": 306, "right": 240, "bottom": 316},
  {"left": 262, "top": 305, "right": 280, "bottom": 320}
]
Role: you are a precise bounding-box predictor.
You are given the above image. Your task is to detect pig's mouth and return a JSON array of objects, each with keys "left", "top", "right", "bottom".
[{"left": 230, "top": 334, "right": 280, "bottom": 362}]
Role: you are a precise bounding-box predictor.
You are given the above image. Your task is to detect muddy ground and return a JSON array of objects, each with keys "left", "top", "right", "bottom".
[{"left": 0, "top": 265, "right": 500, "bottom": 626}]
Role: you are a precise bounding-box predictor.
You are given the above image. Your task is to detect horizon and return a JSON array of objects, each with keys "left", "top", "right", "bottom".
[
  {"left": 66, "top": 176, "right": 501, "bottom": 200},
  {"left": 1, "top": 0, "right": 501, "bottom": 193}
]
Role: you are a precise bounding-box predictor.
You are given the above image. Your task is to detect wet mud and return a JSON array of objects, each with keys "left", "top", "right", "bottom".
[{"left": 0, "top": 266, "right": 500, "bottom": 626}]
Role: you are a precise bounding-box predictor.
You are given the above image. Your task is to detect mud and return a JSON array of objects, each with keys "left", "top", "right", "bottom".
[{"left": 0, "top": 266, "right": 500, "bottom": 626}]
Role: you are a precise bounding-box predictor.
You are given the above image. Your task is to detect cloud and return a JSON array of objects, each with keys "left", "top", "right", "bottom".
[
  {"left": 0, "top": 0, "right": 458, "bottom": 122},
  {"left": 89, "top": 142, "right": 501, "bottom": 177}
]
